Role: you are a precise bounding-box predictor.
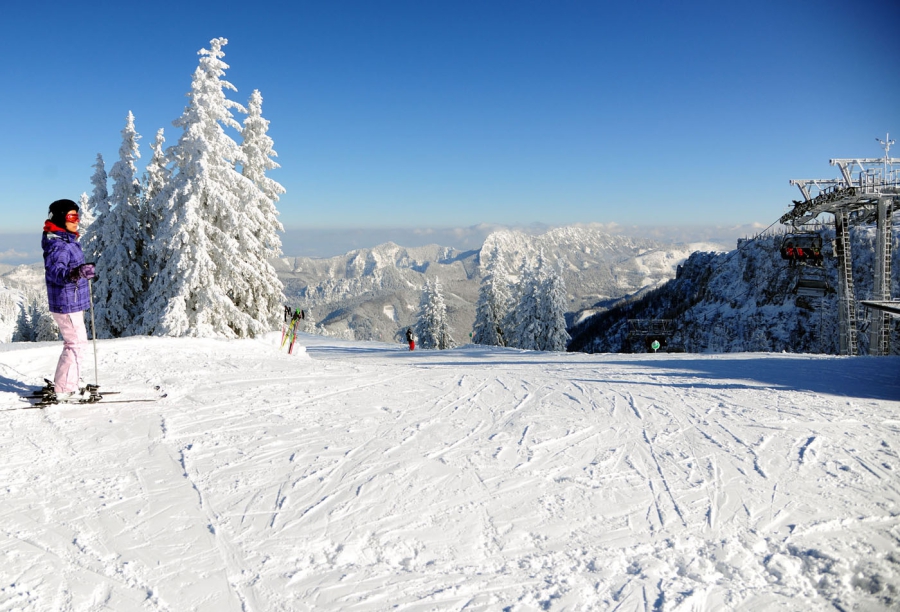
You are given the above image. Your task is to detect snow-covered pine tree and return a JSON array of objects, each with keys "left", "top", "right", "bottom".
[
  {"left": 749, "top": 327, "right": 769, "bottom": 352},
  {"left": 142, "top": 38, "right": 277, "bottom": 338},
  {"left": 74, "top": 192, "right": 96, "bottom": 340},
  {"left": 536, "top": 262, "right": 570, "bottom": 351},
  {"left": 81, "top": 154, "right": 109, "bottom": 265},
  {"left": 29, "top": 300, "right": 59, "bottom": 341},
  {"left": 241, "top": 90, "right": 285, "bottom": 209},
  {"left": 139, "top": 129, "right": 170, "bottom": 302},
  {"left": 415, "top": 278, "right": 438, "bottom": 349},
  {"left": 92, "top": 112, "right": 144, "bottom": 338},
  {"left": 78, "top": 192, "right": 95, "bottom": 234},
  {"left": 234, "top": 88, "right": 286, "bottom": 331},
  {"left": 143, "top": 129, "right": 169, "bottom": 204},
  {"left": 472, "top": 244, "right": 510, "bottom": 346},
  {"left": 12, "top": 303, "right": 32, "bottom": 342},
  {"left": 301, "top": 310, "right": 318, "bottom": 334},
  {"left": 314, "top": 322, "right": 332, "bottom": 337},
  {"left": 415, "top": 277, "right": 455, "bottom": 350},
  {"left": 511, "top": 257, "right": 543, "bottom": 351},
  {"left": 501, "top": 258, "right": 526, "bottom": 349},
  {"left": 77, "top": 190, "right": 96, "bottom": 341},
  {"left": 507, "top": 251, "right": 570, "bottom": 352}
]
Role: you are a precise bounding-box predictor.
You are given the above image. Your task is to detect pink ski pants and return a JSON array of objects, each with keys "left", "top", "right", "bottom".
[{"left": 51, "top": 311, "right": 87, "bottom": 393}]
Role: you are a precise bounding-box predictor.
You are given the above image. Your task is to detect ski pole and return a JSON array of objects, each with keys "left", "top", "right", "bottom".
[
  {"left": 88, "top": 278, "right": 99, "bottom": 387},
  {"left": 280, "top": 305, "right": 290, "bottom": 344}
]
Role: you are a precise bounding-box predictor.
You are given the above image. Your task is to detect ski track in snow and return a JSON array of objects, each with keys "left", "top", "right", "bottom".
[{"left": 0, "top": 334, "right": 899, "bottom": 611}]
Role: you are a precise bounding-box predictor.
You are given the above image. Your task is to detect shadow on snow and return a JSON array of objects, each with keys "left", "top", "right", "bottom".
[
  {"left": 306, "top": 342, "right": 900, "bottom": 402},
  {"left": 0, "top": 374, "right": 35, "bottom": 396}
]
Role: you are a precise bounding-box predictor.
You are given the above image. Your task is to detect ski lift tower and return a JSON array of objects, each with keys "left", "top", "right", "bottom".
[{"left": 782, "top": 135, "right": 899, "bottom": 356}]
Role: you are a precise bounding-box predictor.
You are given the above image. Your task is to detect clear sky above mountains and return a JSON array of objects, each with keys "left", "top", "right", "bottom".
[{"left": 1, "top": 0, "right": 897, "bottom": 236}]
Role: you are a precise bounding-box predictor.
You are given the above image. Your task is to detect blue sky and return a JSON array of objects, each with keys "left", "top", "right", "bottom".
[{"left": 1, "top": 0, "right": 897, "bottom": 253}]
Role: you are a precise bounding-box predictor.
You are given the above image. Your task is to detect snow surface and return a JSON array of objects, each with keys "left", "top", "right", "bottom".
[{"left": 1, "top": 334, "right": 899, "bottom": 611}]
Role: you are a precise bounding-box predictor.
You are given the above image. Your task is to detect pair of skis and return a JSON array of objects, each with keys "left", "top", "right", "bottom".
[
  {"left": 8, "top": 379, "right": 167, "bottom": 410},
  {"left": 280, "top": 306, "right": 305, "bottom": 355},
  {"left": 6, "top": 279, "right": 169, "bottom": 412}
]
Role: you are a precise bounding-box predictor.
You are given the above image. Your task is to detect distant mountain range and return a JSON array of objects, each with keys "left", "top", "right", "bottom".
[
  {"left": 0, "top": 226, "right": 728, "bottom": 345},
  {"left": 275, "top": 226, "right": 726, "bottom": 343},
  {"left": 7, "top": 224, "right": 894, "bottom": 356}
]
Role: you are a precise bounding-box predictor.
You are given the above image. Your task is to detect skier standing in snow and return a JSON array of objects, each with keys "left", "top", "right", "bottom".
[
  {"left": 406, "top": 327, "right": 415, "bottom": 351},
  {"left": 42, "top": 199, "right": 95, "bottom": 401}
]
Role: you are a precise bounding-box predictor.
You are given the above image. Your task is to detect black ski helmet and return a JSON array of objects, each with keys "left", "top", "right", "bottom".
[{"left": 48, "top": 199, "right": 79, "bottom": 227}]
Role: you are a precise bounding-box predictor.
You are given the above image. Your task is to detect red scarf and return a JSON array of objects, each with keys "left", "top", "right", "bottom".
[{"left": 44, "top": 220, "right": 78, "bottom": 238}]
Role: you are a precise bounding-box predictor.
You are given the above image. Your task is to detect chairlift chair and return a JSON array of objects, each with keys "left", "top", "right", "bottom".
[
  {"left": 780, "top": 233, "right": 824, "bottom": 265},
  {"left": 794, "top": 266, "right": 832, "bottom": 298}
]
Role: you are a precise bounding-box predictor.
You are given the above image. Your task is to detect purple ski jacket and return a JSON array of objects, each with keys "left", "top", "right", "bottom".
[{"left": 42, "top": 223, "right": 90, "bottom": 314}]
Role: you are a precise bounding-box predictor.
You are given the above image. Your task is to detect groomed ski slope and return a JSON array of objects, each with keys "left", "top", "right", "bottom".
[{"left": 0, "top": 334, "right": 898, "bottom": 611}]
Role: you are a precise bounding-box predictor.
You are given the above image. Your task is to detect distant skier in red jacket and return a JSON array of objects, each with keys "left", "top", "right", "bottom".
[{"left": 406, "top": 327, "right": 415, "bottom": 351}]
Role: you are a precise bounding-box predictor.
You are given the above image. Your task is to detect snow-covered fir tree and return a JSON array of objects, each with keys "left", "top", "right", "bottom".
[
  {"left": 12, "top": 304, "right": 32, "bottom": 342},
  {"left": 81, "top": 154, "right": 109, "bottom": 264},
  {"left": 415, "top": 277, "right": 455, "bottom": 350},
  {"left": 501, "top": 259, "right": 526, "bottom": 349},
  {"left": 143, "top": 129, "right": 169, "bottom": 205},
  {"left": 29, "top": 300, "right": 58, "bottom": 341},
  {"left": 507, "top": 252, "right": 570, "bottom": 352},
  {"left": 92, "top": 112, "right": 144, "bottom": 338},
  {"left": 232, "top": 88, "right": 285, "bottom": 330},
  {"left": 0, "top": 292, "right": 16, "bottom": 343},
  {"left": 749, "top": 328, "right": 769, "bottom": 352},
  {"left": 139, "top": 128, "right": 171, "bottom": 303},
  {"left": 76, "top": 192, "right": 98, "bottom": 339},
  {"left": 511, "top": 257, "right": 543, "bottom": 350},
  {"left": 301, "top": 310, "right": 318, "bottom": 334},
  {"left": 241, "top": 90, "right": 285, "bottom": 208},
  {"left": 472, "top": 245, "right": 511, "bottom": 346},
  {"left": 141, "top": 38, "right": 282, "bottom": 338},
  {"left": 313, "top": 322, "right": 333, "bottom": 337},
  {"left": 78, "top": 192, "right": 95, "bottom": 234},
  {"left": 536, "top": 263, "right": 570, "bottom": 351}
]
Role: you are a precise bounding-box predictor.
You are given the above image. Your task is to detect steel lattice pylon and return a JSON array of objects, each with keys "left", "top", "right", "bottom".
[
  {"left": 871, "top": 198, "right": 894, "bottom": 354},
  {"left": 784, "top": 135, "right": 899, "bottom": 356}
]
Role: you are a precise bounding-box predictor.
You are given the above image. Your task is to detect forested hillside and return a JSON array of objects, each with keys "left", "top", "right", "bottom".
[{"left": 569, "top": 225, "right": 900, "bottom": 355}]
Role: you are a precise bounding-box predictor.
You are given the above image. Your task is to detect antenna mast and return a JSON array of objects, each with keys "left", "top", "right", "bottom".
[{"left": 877, "top": 133, "right": 895, "bottom": 179}]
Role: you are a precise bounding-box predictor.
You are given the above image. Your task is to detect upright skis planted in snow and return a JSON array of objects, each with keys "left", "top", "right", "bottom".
[
  {"left": 281, "top": 307, "right": 305, "bottom": 355},
  {"left": 280, "top": 305, "right": 292, "bottom": 345}
]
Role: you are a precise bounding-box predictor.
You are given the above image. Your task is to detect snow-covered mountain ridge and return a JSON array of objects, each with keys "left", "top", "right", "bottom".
[{"left": 276, "top": 226, "right": 726, "bottom": 342}]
